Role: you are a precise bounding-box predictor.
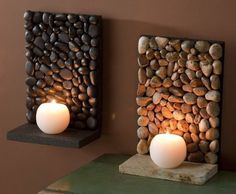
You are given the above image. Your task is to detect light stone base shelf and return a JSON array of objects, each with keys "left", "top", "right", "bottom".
[{"left": 119, "top": 154, "right": 218, "bottom": 185}]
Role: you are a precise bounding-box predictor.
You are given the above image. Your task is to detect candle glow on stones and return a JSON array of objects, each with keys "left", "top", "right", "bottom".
[
  {"left": 150, "top": 132, "right": 187, "bottom": 169},
  {"left": 36, "top": 100, "right": 70, "bottom": 134}
]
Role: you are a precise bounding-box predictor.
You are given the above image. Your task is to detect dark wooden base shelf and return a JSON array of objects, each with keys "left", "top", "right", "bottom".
[{"left": 7, "top": 123, "right": 100, "bottom": 148}]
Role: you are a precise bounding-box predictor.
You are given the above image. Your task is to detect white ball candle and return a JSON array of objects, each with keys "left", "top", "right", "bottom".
[
  {"left": 150, "top": 133, "right": 187, "bottom": 168},
  {"left": 36, "top": 100, "right": 70, "bottom": 134}
]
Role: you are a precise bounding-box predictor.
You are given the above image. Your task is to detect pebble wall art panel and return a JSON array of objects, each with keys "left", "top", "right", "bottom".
[
  {"left": 24, "top": 11, "right": 102, "bottom": 131},
  {"left": 136, "top": 35, "right": 224, "bottom": 164}
]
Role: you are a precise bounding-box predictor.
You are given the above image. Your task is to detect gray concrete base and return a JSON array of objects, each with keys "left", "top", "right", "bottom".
[{"left": 119, "top": 154, "right": 218, "bottom": 185}]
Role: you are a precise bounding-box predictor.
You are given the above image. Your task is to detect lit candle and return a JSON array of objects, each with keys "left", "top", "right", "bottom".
[
  {"left": 36, "top": 100, "right": 70, "bottom": 134},
  {"left": 150, "top": 133, "right": 187, "bottom": 168}
]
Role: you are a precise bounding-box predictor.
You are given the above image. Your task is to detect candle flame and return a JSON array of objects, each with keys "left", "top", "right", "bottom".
[{"left": 51, "top": 99, "right": 56, "bottom": 104}]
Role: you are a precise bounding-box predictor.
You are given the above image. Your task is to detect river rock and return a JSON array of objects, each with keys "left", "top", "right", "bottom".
[
  {"left": 137, "top": 107, "right": 148, "bottom": 116},
  {"left": 25, "top": 61, "right": 34, "bottom": 76},
  {"left": 137, "top": 84, "right": 146, "bottom": 96},
  {"left": 193, "top": 87, "right": 207, "bottom": 96},
  {"left": 205, "top": 90, "right": 221, "bottom": 102},
  {"left": 150, "top": 59, "right": 159, "bottom": 70},
  {"left": 180, "top": 73, "right": 190, "bottom": 84},
  {"left": 173, "top": 110, "right": 185, "bottom": 120},
  {"left": 177, "top": 120, "right": 189, "bottom": 132},
  {"left": 186, "top": 60, "right": 199, "bottom": 71},
  {"left": 189, "top": 123, "right": 199, "bottom": 134},
  {"left": 209, "top": 117, "right": 220, "bottom": 128},
  {"left": 59, "top": 69, "right": 73, "bottom": 80},
  {"left": 136, "top": 97, "right": 152, "bottom": 107},
  {"left": 199, "top": 119, "right": 210, "bottom": 132},
  {"left": 138, "top": 68, "right": 147, "bottom": 84},
  {"left": 173, "top": 103, "right": 181, "bottom": 110},
  {"left": 183, "top": 93, "right": 197, "bottom": 105},
  {"left": 196, "top": 70, "right": 203, "bottom": 78},
  {"left": 166, "top": 52, "right": 179, "bottom": 62},
  {"left": 155, "top": 37, "right": 169, "bottom": 49},
  {"left": 69, "top": 41, "right": 79, "bottom": 52},
  {"left": 146, "top": 67, "right": 154, "bottom": 78},
  {"left": 88, "top": 24, "right": 99, "bottom": 37},
  {"left": 137, "top": 127, "right": 149, "bottom": 139},
  {"left": 167, "top": 62, "right": 174, "bottom": 76},
  {"left": 138, "top": 36, "right": 149, "bottom": 54},
  {"left": 148, "top": 122, "right": 159, "bottom": 135},
  {"left": 201, "top": 77, "right": 211, "bottom": 90},
  {"left": 188, "top": 151, "right": 204, "bottom": 162},
  {"left": 156, "top": 66, "right": 167, "bottom": 79},
  {"left": 147, "top": 103, "right": 155, "bottom": 111},
  {"left": 148, "top": 111, "right": 155, "bottom": 121},
  {"left": 185, "top": 113, "right": 194, "bottom": 123},
  {"left": 25, "top": 77, "right": 37, "bottom": 86},
  {"left": 199, "top": 140, "right": 209, "bottom": 153},
  {"left": 209, "top": 43, "right": 223, "bottom": 59},
  {"left": 200, "top": 62, "right": 212, "bottom": 77},
  {"left": 149, "top": 37, "right": 158, "bottom": 50},
  {"left": 173, "top": 79, "right": 182, "bottom": 87},
  {"left": 181, "top": 40, "right": 194, "bottom": 53},
  {"left": 153, "top": 92, "right": 162, "bottom": 104},
  {"left": 200, "top": 108, "right": 209, "bottom": 119},
  {"left": 190, "top": 79, "right": 203, "bottom": 87},
  {"left": 191, "top": 133, "right": 200, "bottom": 143},
  {"left": 137, "top": 139, "right": 149, "bottom": 154},
  {"left": 187, "top": 143, "right": 199, "bottom": 153},
  {"left": 161, "top": 107, "right": 173, "bottom": 119},
  {"left": 182, "top": 84, "right": 193, "bottom": 92},
  {"left": 145, "top": 86, "right": 154, "bottom": 97},
  {"left": 150, "top": 76, "right": 161, "bottom": 87},
  {"left": 183, "top": 132, "right": 192, "bottom": 143},
  {"left": 205, "top": 152, "right": 218, "bottom": 164},
  {"left": 197, "top": 98, "right": 207, "bottom": 109},
  {"left": 163, "top": 78, "right": 173, "bottom": 88},
  {"left": 166, "top": 102, "right": 174, "bottom": 112},
  {"left": 169, "top": 87, "right": 184, "bottom": 96},
  {"left": 209, "top": 139, "right": 219, "bottom": 153},
  {"left": 212, "top": 60, "right": 222, "bottom": 75},
  {"left": 169, "top": 119, "right": 177, "bottom": 130},
  {"left": 200, "top": 131, "right": 207, "bottom": 140},
  {"left": 206, "top": 128, "right": 219, "bottom": 141},
  {"left": 210, "top": 75, "right": 220, "bottom": 90},
  {"left": 158, "top": 59, "right": 168, "bottom": 66},
  {"left": 168, "top": 95, "right": 184, "bottom": 103},
  {"left": 137, "top": 116, "right": 149, "bottom": 127},
  {"left": 185, "top": 69, "right": 196, "bottom": 80},
  {"left": 181, "top": 104, "right": 192, "bottom": 114},
  {"left": 195, "top": 41, "right": 210, "bottom": 53},
  {"left": 138, "top": 55, "right": 149, "bottom": 67}
]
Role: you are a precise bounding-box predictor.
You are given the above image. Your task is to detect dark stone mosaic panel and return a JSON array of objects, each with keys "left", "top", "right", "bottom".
[{"left": 24, "top": 11, "right": 102, "bottom": 130}]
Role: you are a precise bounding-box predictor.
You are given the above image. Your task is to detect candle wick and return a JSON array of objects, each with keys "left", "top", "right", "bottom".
[{"left": 166, "top": 128, "right": 171, "bottom": 134}]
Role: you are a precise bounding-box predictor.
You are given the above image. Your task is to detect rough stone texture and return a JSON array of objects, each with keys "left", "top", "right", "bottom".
[
  {"left": 136, "top": 35, "right": 224, "bottom": 164},
  {"left": 119, "top": 154, "right": 218, "bottom": 185},
  {"left": 24, "top": 11, "right": 102, "bottom": 130}
]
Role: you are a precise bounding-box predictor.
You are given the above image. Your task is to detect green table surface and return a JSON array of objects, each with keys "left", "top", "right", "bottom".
[{"left": 39, "top": 154, "right": 236, "bottom": 194}]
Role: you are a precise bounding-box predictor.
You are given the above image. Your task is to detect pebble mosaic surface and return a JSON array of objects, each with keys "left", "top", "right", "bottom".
[
  {"left": 136, "top": 35, "right": 224, "bottom": 164},
  {"left": 24, "top": 11, "right": 102, "bottom": 130}
]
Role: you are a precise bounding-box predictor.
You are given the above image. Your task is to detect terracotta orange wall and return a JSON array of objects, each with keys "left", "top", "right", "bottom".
[{"left": 0, "top": 0, "right": 235, "bottom": 193}]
